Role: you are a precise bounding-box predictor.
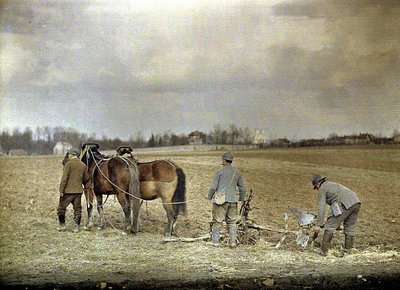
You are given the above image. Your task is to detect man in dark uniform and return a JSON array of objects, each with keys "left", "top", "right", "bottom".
[
  {"left": 312, "top": 175, "right": 361, "bottom": 256},
  {"left": 57, "top": 148, "right": 89, "bottom": 233},
  {"left": 207, "top": 151, "right": 246, "bottom": 247}
]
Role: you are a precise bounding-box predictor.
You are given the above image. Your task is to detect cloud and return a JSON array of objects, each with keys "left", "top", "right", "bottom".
[{"left": 1, "top": 0, "right": 399, "bottom": 139}]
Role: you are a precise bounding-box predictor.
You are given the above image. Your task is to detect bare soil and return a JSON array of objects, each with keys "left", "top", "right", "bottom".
[{"left": 1, "top": 146, "right": 399, "bottom": 289}]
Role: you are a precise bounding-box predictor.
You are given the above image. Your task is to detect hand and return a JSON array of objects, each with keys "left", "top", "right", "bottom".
[
  {"left": 60, "top": 192, "right": 64, "bottom": 197},
  {"left": 314, "top": 225, "right": 321, "bottom": 233}
]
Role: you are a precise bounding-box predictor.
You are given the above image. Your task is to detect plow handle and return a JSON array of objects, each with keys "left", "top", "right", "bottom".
[{"left": 311, "top": 230, "right": 319, "bottom": 241}]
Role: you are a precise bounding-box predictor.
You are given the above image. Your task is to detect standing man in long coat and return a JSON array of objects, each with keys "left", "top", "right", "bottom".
[
  {"left": 207, "top": 151, "right": 246, "bottom": 247},
  {"left": 57, "top": 148, "right": 89, "bottom": 233},
  {"left": 312, "top": 175, "right": 361, "bottom": 256}
]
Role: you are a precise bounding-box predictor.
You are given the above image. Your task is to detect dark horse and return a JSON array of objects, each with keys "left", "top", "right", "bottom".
[
  {"left": 84, "top": 145, "right": 187, "bottom": 236},
  {"left": 77, "top": 143, "right": 140, "bottom": 233}
]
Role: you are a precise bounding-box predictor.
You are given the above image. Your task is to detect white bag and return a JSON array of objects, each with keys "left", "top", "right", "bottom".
[
  {"left": 331, "top": 201, "right": 343, "bottom": 217},
  {"left": 213, "top": 191, "right": 226, "bottom": 205}
]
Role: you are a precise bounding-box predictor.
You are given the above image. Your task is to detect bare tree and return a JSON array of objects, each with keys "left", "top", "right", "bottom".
[
  {"left": 229, "top": 124, "right": 240, "bottom": 144},
  {"left": 212, "top": 124, "right": 223, "bottom": 144}
]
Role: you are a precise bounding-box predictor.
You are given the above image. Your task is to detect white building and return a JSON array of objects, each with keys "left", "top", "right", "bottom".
[
  {"left": 253, "top": 129, "right": 267, "bottom": 144},
  {"left": 53, "top": 141, "right": 73, "bottom": 155}
]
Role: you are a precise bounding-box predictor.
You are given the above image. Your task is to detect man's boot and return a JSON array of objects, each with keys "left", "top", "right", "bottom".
[
  {"left": 211, "top": 228, "right": 221, "bottom": 246},
  {"left": 57, "top": 214, "right": 66, "bottom": 232},
  {"left": 315, "top": 231, "right": 333, "bottom": 256},
  {"left": 342, "top": 235, "right": 354, "bottom": 256},
  {"left": 72, "top": 216, "right": 81, "bottom": 233},
  {"left": 228, "top": 224, "right": 238, "bottom": 248}
]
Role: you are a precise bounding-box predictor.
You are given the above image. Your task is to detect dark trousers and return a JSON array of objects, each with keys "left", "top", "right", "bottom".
[
  {"left": 212, "top": 202, "right": 238, "bottom": 230},
  {"left": 325, "top": 203, "right": 361, "bottom": 236},
  {"left": 57, "top": 193, "right": 82, "bottom": 221}
]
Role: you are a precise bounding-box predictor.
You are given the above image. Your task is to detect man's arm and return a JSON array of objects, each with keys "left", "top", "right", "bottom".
[
  {"left": 207, "top": 171, "right": 220, "bottom": 200},
  {"left": 316, "top": 190, "right": 327, "bottom": 226},
  {"left": 237, "top": 174, "right": 246, "bottom": 201},
  {"left": 59, "top": 162, "right": 70, "bottom": 194}
]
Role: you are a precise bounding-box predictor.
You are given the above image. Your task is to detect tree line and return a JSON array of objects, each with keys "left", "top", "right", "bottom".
[{"left": 0, "top": 124, "right": 254, "bottom": 155}]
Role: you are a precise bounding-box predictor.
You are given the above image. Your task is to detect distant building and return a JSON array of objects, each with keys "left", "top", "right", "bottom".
[
  {"left": 375, "top": 137, "right": 394, "bottom": 145},
  {"left": 299, "top": 138, "right": 326, "bottom": 147},
  {"left": 326, "top": 136, "right": 345, "bottom": 146},
  {"left": 394, "top": 134, "right": 400, "bottom": 143},
  {"left": 188, "top": 131, "right": 204, "bottom": 145},
  {"left": 344, "top": 133, "right": 375, "bottom": 145},
  {"left": 53, "top": 141, "right": 73, "bottom": 155},
  {"left": 253, "top": 129, "right": 267, "bottom": 144}
]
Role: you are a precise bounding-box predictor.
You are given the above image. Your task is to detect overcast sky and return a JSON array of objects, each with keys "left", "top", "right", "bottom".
[{"left": 1, "top": 0, "right": 399, "bottom": 140}]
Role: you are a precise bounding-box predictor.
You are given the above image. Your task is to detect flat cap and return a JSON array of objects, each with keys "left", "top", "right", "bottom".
[{"left": 67, "top": 147, "right": 81, "bottom": 156}]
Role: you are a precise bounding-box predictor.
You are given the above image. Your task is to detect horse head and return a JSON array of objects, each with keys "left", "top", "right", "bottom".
[
  {"left": 80, "top": 143, "right": 103, "bottom": 166},
  {"left": 116, "top": 146, "right": 138, "bottom": 161},
  {"left": 116, "top": 146, "right": 133, "bottom": 156}
]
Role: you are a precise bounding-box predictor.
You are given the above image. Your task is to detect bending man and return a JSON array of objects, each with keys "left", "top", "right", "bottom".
[{"left": 312, "top": 175, "right": 361, "bottom": 256}]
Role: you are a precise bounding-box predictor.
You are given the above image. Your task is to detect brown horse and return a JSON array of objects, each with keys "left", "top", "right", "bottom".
[
  {"left": 134, "top": 159, "right": 187, "bottom": 236},
  {"left": 84, "top": 146, "right": 187, "bottom": 236},
  {"left": 78, "top": 143, "right": 140, "bottom": 233}
]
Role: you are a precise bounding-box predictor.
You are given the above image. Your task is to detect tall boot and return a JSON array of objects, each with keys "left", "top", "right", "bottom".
[
  {"left": 320, "top": 231, "right": 334, "bottom": 256},
  {"left": 228, "top": 224, "right": 238, "bottom": 248},
  {"left": 72, "top": 216, "right": 81, "bottom": 233},
  {"left": 211, "top": 228, "right": 221, "bottom": 246},
  {"left": 57, "top": 214, "right": 66, "bottom": 232},
  {"left": 343, "top": 235, "right": 354, "bottom": 255}
]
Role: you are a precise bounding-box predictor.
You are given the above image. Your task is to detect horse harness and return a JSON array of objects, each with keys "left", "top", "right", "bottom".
[{"left": 84, "top": 147, "right": 138, "bottom": 208}]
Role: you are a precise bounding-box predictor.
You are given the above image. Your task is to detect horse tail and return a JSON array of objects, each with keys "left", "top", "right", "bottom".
[{"left": 172, "top": 167, "right": 187, "bottom": 216}]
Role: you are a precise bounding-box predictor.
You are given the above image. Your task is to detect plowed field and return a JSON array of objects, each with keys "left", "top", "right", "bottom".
[{"left": 1, "top": 146, "right": 399, "bottom": 289}]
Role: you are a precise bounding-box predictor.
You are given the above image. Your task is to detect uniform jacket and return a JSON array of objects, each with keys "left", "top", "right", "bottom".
[
  {"left": 208, "top": 164, "right": 246, "bottom": 203},
  {"left": 59, "top": 157, "right": 89, "bottom": 194},
  {"left": 316, "top": 180, "right": 361, "bottom": 226}
]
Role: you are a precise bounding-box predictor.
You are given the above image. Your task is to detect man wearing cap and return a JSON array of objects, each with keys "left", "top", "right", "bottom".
[
  {"left": 312, "top": 175, "right": 361, "bottom": 256},
  {"left": 207, "top": 151, "right": 246, "bottom": 247},
  {"left": 57, "top": 147, "right": 89, "bottom": 233}
]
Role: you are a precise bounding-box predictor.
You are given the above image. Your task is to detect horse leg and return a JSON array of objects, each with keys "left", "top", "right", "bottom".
[
  {"left": 162, "top": 203, "right": 177, "bottom": 237},
  {"left": 115, "top": 191, "right": 131, "bottom": 233},
  {"left": 84, "top": 189, "right": 94, "bottom": 230},
  {"left": 96, "top": 194, "right": 105, "bottom": 230},
  {"left": 130, "top": 196, "right": 142, "bottom": 234}
]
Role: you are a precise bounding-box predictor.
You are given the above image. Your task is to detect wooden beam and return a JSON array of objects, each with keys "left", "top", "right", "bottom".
[{"left": 162, "top": 234, "right": 210, "bottom": 243}]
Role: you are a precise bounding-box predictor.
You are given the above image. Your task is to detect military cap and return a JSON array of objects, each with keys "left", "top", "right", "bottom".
[
  {"left": 312, "top": 174, "right": 326, "bottom": 189},
  {"left": 222, "top": 151, "right": 234, "bottom": 161}
]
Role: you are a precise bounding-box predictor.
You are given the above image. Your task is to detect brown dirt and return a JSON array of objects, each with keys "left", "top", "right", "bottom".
[{"left": 0, "top": 146, "right": 399, "bottom": 289}]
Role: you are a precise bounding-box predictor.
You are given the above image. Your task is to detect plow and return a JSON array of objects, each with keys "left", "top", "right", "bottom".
[
  {"left": 164, "top": 189, "right": 319, "bottom": 249},
  {"left": 237, "top": 189, "right": 318, "bottom": 248}
]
